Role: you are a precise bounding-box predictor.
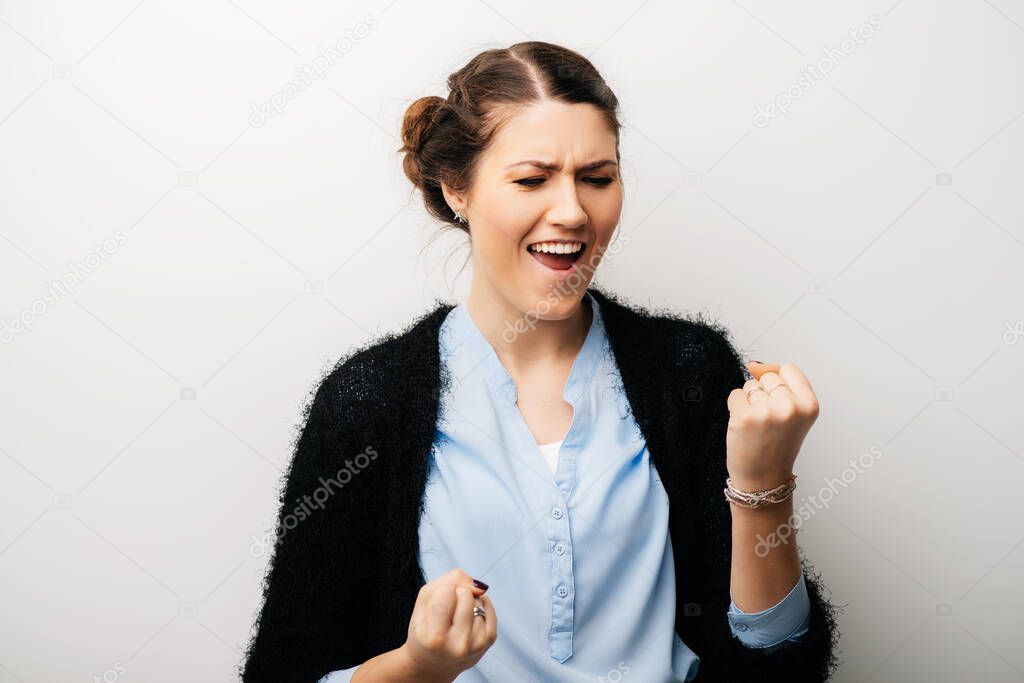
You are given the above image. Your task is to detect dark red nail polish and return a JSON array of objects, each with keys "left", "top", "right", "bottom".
[{"left": 473, "top": 578, "right": 489, "bottom": 591}]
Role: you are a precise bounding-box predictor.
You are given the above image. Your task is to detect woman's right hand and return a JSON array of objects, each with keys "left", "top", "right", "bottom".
[{"left": 399, "top": 568, "right": 498, "bottom": 681}]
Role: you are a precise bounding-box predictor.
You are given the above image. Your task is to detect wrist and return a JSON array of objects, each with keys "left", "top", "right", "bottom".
[
  {"left": 727, "top": 471, "right": 794, "bottom": 493},
  {"left": 394, "top": 644, "right": 457, "bottom": 683},
  {"left": 728, "top": 496, "right": 793, "bottom": 518},
  {"left": 725, "top": 472, "right": 796, "bottom": 514}
]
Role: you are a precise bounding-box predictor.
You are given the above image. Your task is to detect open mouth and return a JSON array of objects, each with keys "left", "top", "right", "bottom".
[{"left": 526, "top": 240, "right": 586, "bottom": 271}]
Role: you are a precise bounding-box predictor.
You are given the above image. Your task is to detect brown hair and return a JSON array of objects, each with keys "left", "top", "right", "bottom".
[{"left": 399, "top": 41, "right": 622, "bottom": 234}]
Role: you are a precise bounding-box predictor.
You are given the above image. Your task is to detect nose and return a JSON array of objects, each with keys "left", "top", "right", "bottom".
[{"left": 546, "top": 176, "right": 588, "bottom": 230}]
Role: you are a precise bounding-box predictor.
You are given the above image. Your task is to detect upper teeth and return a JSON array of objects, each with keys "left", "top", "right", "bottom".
[{"left": 529, "top": 241, "right": 583, "bottom": 254}]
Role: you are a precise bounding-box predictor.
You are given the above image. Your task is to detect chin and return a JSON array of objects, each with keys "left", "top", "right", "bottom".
[{"left": 516, "top": 285, "right": 587, "bottom": 321}]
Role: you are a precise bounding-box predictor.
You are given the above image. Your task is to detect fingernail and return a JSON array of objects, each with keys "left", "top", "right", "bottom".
[{"left": 472, "top": 578, "right": 489, "bottom": 591}]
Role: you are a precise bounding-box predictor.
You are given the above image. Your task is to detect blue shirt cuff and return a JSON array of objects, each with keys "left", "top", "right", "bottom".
[
  {"left": 318, "top": 667, "right": 360, "bottom": 683},
  {"left": 727, "top": 571, "right": 811, "bottom": 649}
]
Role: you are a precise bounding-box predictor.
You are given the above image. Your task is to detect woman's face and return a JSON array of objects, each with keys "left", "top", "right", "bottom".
[{"left": 443, "top": 100, "right": 623, "bottom": 320}]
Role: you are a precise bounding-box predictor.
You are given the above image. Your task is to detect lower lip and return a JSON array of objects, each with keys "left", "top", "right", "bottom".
[{"left": 527, "top": 248, "right": 585, "bottom": 280}]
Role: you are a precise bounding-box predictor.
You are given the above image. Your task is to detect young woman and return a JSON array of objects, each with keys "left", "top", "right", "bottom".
[{"left": 241, "top": 41, "right": 839, "bottom": 683}]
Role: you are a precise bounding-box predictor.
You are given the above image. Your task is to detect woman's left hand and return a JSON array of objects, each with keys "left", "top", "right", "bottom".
[{"left": 725, "top": 361, "right": 820, "bottom": 492}]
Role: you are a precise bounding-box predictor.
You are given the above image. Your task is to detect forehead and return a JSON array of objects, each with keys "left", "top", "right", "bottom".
[{"left": 484, "top": 101, "right": 617, "bottom": 165}]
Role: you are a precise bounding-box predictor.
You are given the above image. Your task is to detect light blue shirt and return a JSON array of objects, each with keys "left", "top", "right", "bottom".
[{"left": 321, "top": 291, "right": 809, "bottom": 682}]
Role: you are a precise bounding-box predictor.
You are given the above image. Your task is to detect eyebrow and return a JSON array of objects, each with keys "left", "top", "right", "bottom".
[{"left": 505, "top": 159, "right": 618, "bottom": 172}]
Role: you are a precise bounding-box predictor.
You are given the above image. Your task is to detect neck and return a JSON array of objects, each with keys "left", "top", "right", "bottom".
[{"left": 464, "top": 281, "right": 593, "bottom": 375}]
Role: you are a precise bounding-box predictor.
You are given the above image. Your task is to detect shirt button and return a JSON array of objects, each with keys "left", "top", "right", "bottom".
[
  {"left": 551, "top": 508, "right": 564, "bottom": 519},
  {"left": 735, "top": 624, "right": 749, "bottom": 632},
  {"left": 554, "top": 543, "right": 566, "bottom": 555},
  {"left": 556, "top": 584, "right": 568, "bottom": 597}
]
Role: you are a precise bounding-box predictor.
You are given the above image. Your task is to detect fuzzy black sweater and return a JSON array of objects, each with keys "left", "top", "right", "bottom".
[{"left": 239, "top": 286, "right": 841, "bottom": 682}]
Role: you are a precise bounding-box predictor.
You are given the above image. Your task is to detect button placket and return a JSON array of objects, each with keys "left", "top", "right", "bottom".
[
  {"left": 544, "top": 380, "right": 590, "bottom": 664},
  {"left": 546, "top": 488, "right": 574, "bottom": 663},
  {"left": 465, "top": 294, "right": 603, "bottom": 667},
  {"left": 442, "top": 292, "right": 616, "bottom": 668}
]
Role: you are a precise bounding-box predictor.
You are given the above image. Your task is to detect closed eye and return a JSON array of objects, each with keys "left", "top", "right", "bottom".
[{"left": 515, "top": 176, "right": 615, "bottom": 188}]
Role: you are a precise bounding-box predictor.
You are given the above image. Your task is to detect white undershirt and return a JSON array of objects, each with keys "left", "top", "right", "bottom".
[{"left": 536, "top": 438, "right": 564, "bottom": 474}]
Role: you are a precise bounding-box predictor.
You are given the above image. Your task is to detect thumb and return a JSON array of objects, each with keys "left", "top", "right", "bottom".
[{"left": 747, "top": 359, "right": 781, "bottom": 380}]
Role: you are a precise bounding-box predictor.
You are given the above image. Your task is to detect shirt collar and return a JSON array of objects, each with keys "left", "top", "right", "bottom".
[{"left": 440, "top": 289, "right": 607, "bottom": 406}]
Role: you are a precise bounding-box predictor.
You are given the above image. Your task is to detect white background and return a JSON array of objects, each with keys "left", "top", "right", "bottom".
[{"left": 1, "top": 1, "right": 1022, "bottom": 681}]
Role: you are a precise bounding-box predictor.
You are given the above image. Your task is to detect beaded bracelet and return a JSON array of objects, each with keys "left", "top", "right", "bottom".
[{"left": 723, "top": 474, "right": 797, "bottom": 508}]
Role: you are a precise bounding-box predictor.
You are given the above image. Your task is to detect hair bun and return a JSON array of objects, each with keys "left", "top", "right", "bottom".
[{"left": 400, "top": 95, "right": 447, "bottom": 188}]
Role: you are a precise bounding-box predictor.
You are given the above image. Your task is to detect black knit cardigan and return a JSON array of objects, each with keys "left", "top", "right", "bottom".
[{"left": 239, "top": 286, "right": 841, "bottom": 682}]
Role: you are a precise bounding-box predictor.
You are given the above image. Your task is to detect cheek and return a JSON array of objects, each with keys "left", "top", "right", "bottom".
[
  {"left": 597, "top": 192, "right": 623, "bottom": 231},
  {"left": 595, "top": 188, "right": 624, "bottom": 220},
  {"left": 472, "top": 225, "right": 529, "bottom": 277},
  {"left": 591, "top": 198, "right": 621, "bottom": 235},
  {"left": 474, "top": 204, "right": 535, "bottom": 254}
]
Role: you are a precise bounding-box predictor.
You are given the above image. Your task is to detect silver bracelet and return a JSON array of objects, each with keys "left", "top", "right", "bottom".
[{"left": 723, "top": 474, "right": 797, "bottom": 508}]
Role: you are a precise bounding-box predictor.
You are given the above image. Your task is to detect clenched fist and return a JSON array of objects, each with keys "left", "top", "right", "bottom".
[
  {"left": 725, "top": 361, "right": 820, "bottom": 492},
  {"left": 400, "top": 568, "right": 498, "bottom": 681}
]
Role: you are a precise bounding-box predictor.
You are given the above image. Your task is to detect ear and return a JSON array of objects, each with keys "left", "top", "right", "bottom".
[{"left": 440, "top": 181, "right": 465, "bottom": 214}]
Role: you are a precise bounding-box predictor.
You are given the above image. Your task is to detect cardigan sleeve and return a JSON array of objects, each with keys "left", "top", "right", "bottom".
[
  {"left": 239, "top": 370, "right": 383, "bottom": 682},
  {"left": 690, "top": 324, "right": 842, "bottom": 682}
]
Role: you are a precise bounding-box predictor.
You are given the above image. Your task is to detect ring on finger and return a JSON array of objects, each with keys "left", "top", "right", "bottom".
[
  {"left": 745, "top": 384, "right": 766, "bottom": 398},
  {"left": 746, "top": 382, "right": 788, "bottom": 398}
]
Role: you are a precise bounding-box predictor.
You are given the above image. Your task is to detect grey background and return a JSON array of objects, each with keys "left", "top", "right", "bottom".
[{"left": 1, "top": 0, "right": 1022, "bottom": 681}]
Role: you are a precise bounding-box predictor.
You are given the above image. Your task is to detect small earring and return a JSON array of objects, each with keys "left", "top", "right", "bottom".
[{"left": 454, "top": 209, "right": 467, "bottom": 224}]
